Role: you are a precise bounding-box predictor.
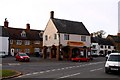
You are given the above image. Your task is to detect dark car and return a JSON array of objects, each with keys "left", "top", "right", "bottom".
[{"left": 15, "top": 52, "right": 30, "bottom": 62}]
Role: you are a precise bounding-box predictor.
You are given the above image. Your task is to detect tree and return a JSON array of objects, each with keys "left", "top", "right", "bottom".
[{"left": 92, "top": 30, "right": 106, "bottom": 38}]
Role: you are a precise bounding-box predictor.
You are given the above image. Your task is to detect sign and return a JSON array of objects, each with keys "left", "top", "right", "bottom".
[{"left": 67, "top": 41, "right": 85, "bottom": 47}]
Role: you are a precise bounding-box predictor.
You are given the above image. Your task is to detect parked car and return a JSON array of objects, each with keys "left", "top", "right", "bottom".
[
  {"left": 71, "top": 56, "right": 90, "bottom": 62},
  {"left": 105, "top": 53, "right": 120, "bottom": 73},
  {"left": 0, "top": 52, "right": 6, "bottom": 58},
  {"left": 15, "top": 52, "right": 30, "bottom": 62}
]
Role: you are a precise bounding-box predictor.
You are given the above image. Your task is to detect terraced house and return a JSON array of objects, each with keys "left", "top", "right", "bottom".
[
  {"left": 1, "top": 19, "right": 43, "bottom": 56},
  {"left": 43, "top": 11, "right": 91, "bottom": 60}
]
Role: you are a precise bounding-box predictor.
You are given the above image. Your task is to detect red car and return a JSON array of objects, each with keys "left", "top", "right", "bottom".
[
  {"left": 15, "top": 52, "right": 30, "bottom": 62},
  {"left": 71, "top": 56, "right": 90, "bottom": 62}
]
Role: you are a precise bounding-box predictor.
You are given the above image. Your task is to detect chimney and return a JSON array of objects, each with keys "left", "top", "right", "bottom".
[
  {"left": 26, "top": 23, "right": 30, "bottom": 30},
  {"left": 4, "top": 18, "right": 9, "bottom": 27},
  {"left": 50, "top": 11, "right": 54, "bottom": 19},
  {"left": 118, "top": 33, "right": 120, "bottom": 36}
]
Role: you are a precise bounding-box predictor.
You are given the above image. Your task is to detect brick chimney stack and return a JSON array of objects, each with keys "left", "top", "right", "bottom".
[
  {"left": 26, "top": 23, "right": 30, "bottom": 30},
  {"left": 50, "top": 11, "right": 54, "bottom": 19},
  {"left": 4, "top": 18, "right": 9, "bottom": 28}
]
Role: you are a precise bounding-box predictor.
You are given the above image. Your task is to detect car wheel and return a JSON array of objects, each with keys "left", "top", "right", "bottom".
[{"left": 105, "top": 68, "right": 109, "bottom": 74}]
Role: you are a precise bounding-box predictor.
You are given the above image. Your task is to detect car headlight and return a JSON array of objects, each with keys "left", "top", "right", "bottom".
[
  {"left": 20, "top": 56, "right": 23, "bottom": 58},
  {"left": 105, "top": 63, "right": 110, "bottom": 67}
]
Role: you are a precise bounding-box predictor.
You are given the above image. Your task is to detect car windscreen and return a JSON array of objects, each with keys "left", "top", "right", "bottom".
[
  {"left": 19, "top": 53, "right": 27, "bottom": 56},
  {"left": 108, "top": 55, "right": 120, "bottom": 62}
]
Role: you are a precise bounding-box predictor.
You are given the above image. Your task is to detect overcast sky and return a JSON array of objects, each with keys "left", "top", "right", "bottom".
[{"left": 0, "top": 0, "right": 119, "bottom": 36}]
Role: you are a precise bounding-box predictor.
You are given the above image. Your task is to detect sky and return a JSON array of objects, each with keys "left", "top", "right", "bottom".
[{"left": 0, "top": 0, "right": 119, "bottom": 36}]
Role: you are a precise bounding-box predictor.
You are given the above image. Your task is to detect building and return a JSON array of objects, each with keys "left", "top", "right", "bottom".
[
  {"left": 43, "top": 11, "right": 91, "bottom": 60},
  {"left": 0, "top": 25, "right": 9, "bottom": 56},
  {"left": 91, "top": 37, "right": 115, "bottom": 56},
  {"left": 1, "top": 19, "right": 43, "bottom": 56},
  {"left": 107, "top": 35, "right": 120, "bottom": 52}
]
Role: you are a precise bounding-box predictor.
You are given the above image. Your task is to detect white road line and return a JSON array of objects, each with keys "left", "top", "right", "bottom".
[
  {"left": 59, "top": 73, "right": 80, "bottom": 78},
  {"left": 51, "top": 69, "right": 56, "bottom": 71},
  {"left": 90, "top": 68, "right": 103, "bottom": 72},
  {"left": 46, "top": 70, "right": 51, "bottom": 72},
  {"left": 33, "top": 72, "right": 39, "bottom": 74},
  {"left": 8, "top": 63, "right": 20, "bottom": 66},
  {"left": 39, "top": 71, "right": 44, "bottom": 73},
  {"left": 17, "top": 61, "right": 104, "bottom": 78}
]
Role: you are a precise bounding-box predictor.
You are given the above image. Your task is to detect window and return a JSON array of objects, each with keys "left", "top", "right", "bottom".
[
  {"left": 34, "top": 41, "right": 40, "bottom": 44},
  {"left": 92, "top": 45, "right": 96, "bottom": 48},
  {"left": 54, "top": 34, "right": 57, "bottom": 40},
  {"left": 45, "top": 35, "right": 48, "bottom": 41},
  {"left": 10, "top": 40, "right": 13, "bottom": 44},
  {"left": 81, "top": 36, "right": 86, "bottom": 42},
  {"left": 21, "top": 30, "right": 26, "bottom": 37},
  {"left": 16, "top": 48, "right": 21, "bottom": 52},
  {"left": 24, "top": 40, "right": 30, "bottom": 45},
  {"left": 108, "top": 46, "right": 111, "bottom": 49},
  {"left": 101, "top": 45, "right": 103, "bottom": 48},
  {"left": 64, "top": 34, "right": 69, "bottom": 40},
  {"left": 39, "top": 32, "right": 43, "bottom": 38},
  {"left": 34, "top": 48, "right": 40, "bottom": 52},
  {"left": 16, "top": 40, "right": 22, "bottom": 45},
  {"left": 25, "top": 48, "right": 30, "bottom": 53}
]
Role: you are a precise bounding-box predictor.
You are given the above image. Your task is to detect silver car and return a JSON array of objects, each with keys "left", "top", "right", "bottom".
[{"left": 0, "top": 52, "right": 6, "bottom": 58}]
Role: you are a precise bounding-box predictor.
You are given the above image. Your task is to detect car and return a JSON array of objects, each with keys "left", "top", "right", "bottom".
[
  {"left": 15, "top": 52, "right": 30, "bottom": 62},
  {"left": 105, "top": 53, "right": 120, "bottom": 73},
  {"left": 71, "top": 56, "right": 90, "bottom": 62},
  {"left": 0, "top": 52, "right": 6, "bottom": 58}
]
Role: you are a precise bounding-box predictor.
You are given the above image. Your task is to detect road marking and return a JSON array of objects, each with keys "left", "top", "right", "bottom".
[
  {"left": 90, "top": 68, "right": 103, "bottom": 72},
  {"left": 8, "top": 63, "right": 20, "bottom": 66},
  {"left": 59, "top": 73, "right": 80, "bottom": 78},
  {"left": 17, "top": 61, "right": 104, "bottom": 78},
  {"left": 33, "top": 72, "right": 39, "bottom": 75},
  {"left": 46, "top": 70, "right": 51, "bottom": 72},
  {"left": 51, "top": 69, "right": 56, "bottom": 71}
]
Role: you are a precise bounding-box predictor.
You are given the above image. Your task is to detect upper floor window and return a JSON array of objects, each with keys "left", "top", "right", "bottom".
[
  {"left": 34, "top": 41, "right": 40, "bottom": 44},
  {"left": 108, "top": 46, "right": 111, "bottom": 49},
  {"left": 101, "top": 45, "right": 103, "bottom": 48},
  {"left": 24, "top": 40, "right": 30, "bottom": 45},
  {"left": 10, "top": 40, "right": 13, "bottom": 44},
  {"left": 39, "top": 31, "right": 43, "bottom": 38},
  {"left": 54, "top": 34, "right": 57, "bottom": 40},
  {"left": 45, "top": 35, "right": 48, "bottom": 41},
  {"left": 16, "top": 48, "right": 21, "bottom": 52},
  {"left": 21, "top": 30, "right": 26, "bottom": 37},
  {"left": 16, "top": 40, "right": 22, "bottom": 45},
  {"left": 81, "top": 36, "right": 86, "bottom": 42},
  {"left": 25, "top": 48, "right": 30, "bottom": 53},
  {"left": 64, "top": 34, "right": 69, "bottom": 40},
  {"left": 92, "top": 45, "right": 96, "bottom": 48}
]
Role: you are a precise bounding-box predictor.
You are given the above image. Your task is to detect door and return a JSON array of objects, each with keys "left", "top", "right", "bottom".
[{"left": 11, "top": 49, "right": 14, "bottom": 56}]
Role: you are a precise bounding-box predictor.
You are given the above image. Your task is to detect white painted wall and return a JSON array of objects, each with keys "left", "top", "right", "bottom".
[
  {"left": 60, "top": 33, "right": 91, "bottom": 47},
  {"left": 0, "top": 36, "right": 9, "bottom": 55},
  {"left": 43, "top": 19, "right": 59, "bottom": 46}
]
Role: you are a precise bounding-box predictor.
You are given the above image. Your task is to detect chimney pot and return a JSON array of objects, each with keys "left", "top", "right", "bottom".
[
  {"left": 4, "top": 18, "right": 9, "bottom": 27},
  {"left": 26, "top": 23, "right": 30, "bottom": 30},
  {"left": 50, "top": 11, "right": 54, "bottom": 19}
]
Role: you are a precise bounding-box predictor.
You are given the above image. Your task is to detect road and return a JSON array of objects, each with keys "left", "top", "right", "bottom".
[{"left": 2, "top": 57, "right": 120, "bottom": 79}]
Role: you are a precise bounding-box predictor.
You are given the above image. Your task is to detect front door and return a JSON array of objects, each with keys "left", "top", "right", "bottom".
[{"left": 11, "top": 49, "right": 14, "bottom": 56}]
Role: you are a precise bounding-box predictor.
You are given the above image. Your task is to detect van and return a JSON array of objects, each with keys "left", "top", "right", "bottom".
[{"left": 105, "top": 53, "right": 120, "bottom": 73}]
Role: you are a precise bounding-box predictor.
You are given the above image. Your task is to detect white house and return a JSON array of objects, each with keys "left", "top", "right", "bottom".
[
  {"left": 0, "top": 26, "right": 9, "bottom": 56},
  {"left": 43, "top": 11, "right": 91, "bottom": 60},
  {"left": 91, "top": 37, "right": 115, "bottom": 56}
]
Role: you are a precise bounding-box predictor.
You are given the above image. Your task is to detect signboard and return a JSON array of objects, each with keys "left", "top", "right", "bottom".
[{"left": 67, "top": 41, "right": 85, "bottom": 47}]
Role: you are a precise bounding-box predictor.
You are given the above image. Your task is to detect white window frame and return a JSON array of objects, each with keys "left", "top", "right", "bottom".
[
  {"left": 64, "top": 34, "right": 69, "bottom": 40},
  {"left": 34, "top": 41, "right": 40, "bottom": 44},
  {"left": 10, "top": 40, "right": 13, "bottom": 44},
  {"left": 16, "top": 40, "right": 22, "bottom": 45},
  {"left": 81, "top": 36, "right": 86, "bottom": 42},
  {"left": 25, "top": 48, "right": 30, "bottom": 53},
  {"left": 24, "top": 40, "right": 30, "bottom": 45}
]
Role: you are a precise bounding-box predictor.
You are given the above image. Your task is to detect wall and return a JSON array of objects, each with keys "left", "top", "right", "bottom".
[
  {"left": 43, "top": 19, "right": 59, "bottom": 46},
  {"left": 0, "top": 36, "right": 9, "bottom": 55}
]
